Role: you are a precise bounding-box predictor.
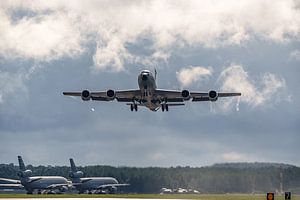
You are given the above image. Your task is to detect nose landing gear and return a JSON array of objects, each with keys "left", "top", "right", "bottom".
[
  {"left": 161, "top": 104, "right": 169, "bottom": 112},
  {"left": 130, "top": 104, "right": 138, "bottom": 111}
]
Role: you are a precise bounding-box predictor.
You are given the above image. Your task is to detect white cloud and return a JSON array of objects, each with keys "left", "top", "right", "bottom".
[
  {"left": 218, "top": 64, "right": 286, "bottom": 110},
  {"left": 1, "top": 0, "right": 300, "bottom": 71},
  {"left": 176, "top": 66, "right": 213, "bottom": 87},
  {"left": 0, "top": 8, "right": 85, "bottom": 61}
]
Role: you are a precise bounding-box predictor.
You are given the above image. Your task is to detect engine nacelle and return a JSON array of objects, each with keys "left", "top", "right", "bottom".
[
  {"left": 81, "top": 90, "right": 91, "bottom": 101},
  {"left": 181, "top": 90, "right": 190, "bottom": 100},
  {"left": 69, "top": 171, "right": 84, "bottom": 178},
  {"left": 17, "top": 170, "right": 32, "bottom": 178},
  {"left": 106, "top": 89, "right": 116, "bottom": 100},
  {"left": 208, "top": 90, "right": 218, "bottom": 101}
]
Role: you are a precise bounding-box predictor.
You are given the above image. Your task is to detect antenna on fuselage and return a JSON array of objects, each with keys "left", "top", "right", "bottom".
[{"left": 154, "top": 69, "right": 157, "bottom": 80}]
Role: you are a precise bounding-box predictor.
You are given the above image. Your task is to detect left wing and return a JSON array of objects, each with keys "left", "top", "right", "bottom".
[
  {"left": 46, "top": 183, "right": 70, "bottom": 190},
  {"left": 97, "top": 183, "right": 130, "bottom": 189},
  {"left": 155, "top": 89, "right": 241, "bottom": 102}
]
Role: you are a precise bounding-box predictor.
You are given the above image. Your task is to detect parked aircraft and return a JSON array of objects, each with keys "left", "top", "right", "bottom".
[
  {"left": 69, "top": 158, "right": 129, "bottom": 194},
  {"left": 63, "top": 69, "right": 241, "bottom": 111},
  {"left": 0, "top": 156, "right": 70, "bottom": 194}
]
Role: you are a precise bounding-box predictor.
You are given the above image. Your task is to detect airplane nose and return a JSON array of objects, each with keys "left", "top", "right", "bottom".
[{"left": 142, "top": 74, "right": 148, "bottom": 81}]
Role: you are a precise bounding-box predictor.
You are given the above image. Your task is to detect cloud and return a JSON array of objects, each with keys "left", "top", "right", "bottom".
[
  {"left": 176, "top": 66, "right": 213, "bottom": 87},
  {"left": 218, "top": 64, "right": 286, "bottom": 110},
  {"left": 0, "top": 5, "right": 85, "bottom": 61},
  {"left": 1, "top": 0, "right": 300, "bottom": 71}
]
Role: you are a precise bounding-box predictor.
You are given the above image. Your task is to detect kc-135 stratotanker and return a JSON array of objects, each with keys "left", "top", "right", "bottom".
[{"left": 63, "top": 70, "right": 241, "bottom": 111}]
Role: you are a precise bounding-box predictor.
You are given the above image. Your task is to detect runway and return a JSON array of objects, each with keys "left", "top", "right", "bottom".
[{"left": 1, "top": 199, "right": 183, "bottom": 200}]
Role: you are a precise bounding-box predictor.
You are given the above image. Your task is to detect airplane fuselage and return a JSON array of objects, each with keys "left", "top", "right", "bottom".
[
  {"left": 21, "top": 176, "right": 68, "bottom": 192},
  {"left": 137, "top": 70, "right": 159, "bottom": 111},
  {"left": 77, "top": 177, "right": 118, "bottom": 191}
]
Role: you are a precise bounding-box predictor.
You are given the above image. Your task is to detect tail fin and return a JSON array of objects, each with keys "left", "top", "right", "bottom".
[
  {"left": 18, "top": 156, "right": 26, "bottom": 171},
  {"left": 70, "top": 158, "right": 77, "bottom": 172}
]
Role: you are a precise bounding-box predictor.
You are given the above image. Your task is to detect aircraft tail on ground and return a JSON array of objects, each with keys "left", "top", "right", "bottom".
[
  {"left": 70, "top": 158, "right": 77, "bottom": 172},
  {"left": 18, "top": 156, "right": 26, "bottom": 171},
  {"left": 69, "top": 158, "right": 83, "bottom": 183}
]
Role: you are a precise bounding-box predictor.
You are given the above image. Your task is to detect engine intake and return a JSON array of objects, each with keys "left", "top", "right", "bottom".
[
  {"left": 208, "top": 90, "right": 218, "bottom": 101},
  {"left": 17, "top": 170, "right": 32, "bottom": 178},
  {"left": 81, "top": 90, "right": 91, "bottom": 101},
  {"left": 69, "top": 171, "right": 84, "bottom": 179},
  {"left": 106, "top": 89, "right": 116, "bottom": 100},
  {"left": 181, "top": 90, "right": 190, "bottom": 100}
]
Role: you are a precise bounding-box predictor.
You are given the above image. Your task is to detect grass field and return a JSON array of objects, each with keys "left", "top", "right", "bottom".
[{"left": 0, "top": 194, "right": 299, "bottom": 199}]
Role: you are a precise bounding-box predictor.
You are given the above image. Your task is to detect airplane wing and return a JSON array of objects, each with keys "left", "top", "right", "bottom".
[
  {"left": 46, "top": 183, "right": 70, "bottom": 190},
  {"left": 96, "top": 183, "right": 130, "bottom": 189},
  {"left": 0, "top": 184, "right": 24, "bottom": 189},
  {"left": 155, "top": 89, "right": 241, "bottom": 102},
  {"left": 63, "top": 90, "right": 141, "bottom": 102},
  {"left": 0, "top": 178, "right": 21, "bottom": 184}
]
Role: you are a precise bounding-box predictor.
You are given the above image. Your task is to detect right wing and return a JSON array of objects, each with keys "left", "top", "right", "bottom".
[{"left": 63, "top": 89, "right": 141, "bottom": 102}]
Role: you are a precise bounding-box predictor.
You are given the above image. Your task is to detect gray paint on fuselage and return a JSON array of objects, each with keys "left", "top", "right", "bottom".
[
  {"left": 138, "top": 70, "right": 160, "bottom": 111},
  {"left": 24, "top": 176, "right": 68, "bottom": 190},
  {"left": 79, "top": 177, "right": 118, "bottom": 190}
]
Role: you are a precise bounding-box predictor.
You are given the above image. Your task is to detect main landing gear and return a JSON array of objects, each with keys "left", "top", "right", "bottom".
[
  {"left": 161, "top": 104, "right": 169, "bottom": 112},
  {"left": 130, "top": 104, "right": 138, "bottom": 111}
]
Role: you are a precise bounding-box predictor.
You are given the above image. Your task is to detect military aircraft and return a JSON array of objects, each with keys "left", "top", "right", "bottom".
[
  {"left": 0, "top": 156, "right": 71, "bottom": 194},
  {"left": 63, "top": 69, "right": 241, "bottom": 111},
  {"left": 69, "top": 158, "right": 129, "bottom": 194}
]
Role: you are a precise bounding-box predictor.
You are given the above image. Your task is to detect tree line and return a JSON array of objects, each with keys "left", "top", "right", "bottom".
[{"left": 0, "top": 162, "right": 300, "bottom": 194}]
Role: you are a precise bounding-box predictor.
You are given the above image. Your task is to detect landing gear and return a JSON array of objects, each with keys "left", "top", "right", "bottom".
[
  {"left": 26, "top": 190, "right": 33, "bottom": 194},
  {"left": 130, "top": 104, "right": 138, "bottom": 111},
  {"left": 161, "top": 104, "right": 169, "bottom": 112}
]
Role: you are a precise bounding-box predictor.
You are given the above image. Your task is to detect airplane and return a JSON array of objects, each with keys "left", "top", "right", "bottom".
[
  {"left": 63, "top": 69, "right": 241, "bottom": 112},
  {"left": 0, "top": 156, "right": 71, "bottom": 194},
  {"left": 69, "top": 158, "right": 129, "bottom": 194}
]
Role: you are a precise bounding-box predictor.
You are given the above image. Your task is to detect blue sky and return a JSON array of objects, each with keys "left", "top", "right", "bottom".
[{"left": 0, "top": 0, "right": 299, "bottom": 167}]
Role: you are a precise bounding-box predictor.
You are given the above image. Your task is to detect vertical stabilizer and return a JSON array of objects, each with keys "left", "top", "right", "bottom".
[
  {"left": 70, "top": 158, "right": 77, "bottom": 172},
  {"left": 18, "top": 156, "right": 26, "bottom": 171}
]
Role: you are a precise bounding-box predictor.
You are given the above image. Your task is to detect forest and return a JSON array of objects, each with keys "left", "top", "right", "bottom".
[{"left": 0, "top": 162, "right": 300, "bottom": 194}]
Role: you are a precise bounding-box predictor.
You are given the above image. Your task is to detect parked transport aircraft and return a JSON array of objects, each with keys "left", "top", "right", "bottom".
[
  {"left": 69, "top": 158, "right": 129, "bottom": 194},
  {"left": 63, "top": 70, "right": 241, "bottom": 111},
  {"left": 0, "top": 156, "right": 70, "bottom": 194}
]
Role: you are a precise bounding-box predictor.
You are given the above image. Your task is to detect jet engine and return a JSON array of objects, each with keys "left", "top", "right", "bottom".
[
  {"left": 181, "top": 90, "right": 190, "bottom": 100},
  {"left": 106, "top": 89, "right": 116, "bottom": 100},
  {"left": 17, "top": 169, "right": 32, "bottom": 178},
  {"left": 69, "top": 171, "right": 84, "bottom": 178},
  {"left": 208, "top": 90, "right": 218, "bottom": 101},
  {"left": 81, "top": 90, "right": 91, "bottom": 101}
]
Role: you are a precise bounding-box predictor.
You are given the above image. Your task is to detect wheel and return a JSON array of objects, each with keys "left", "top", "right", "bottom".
[
  {"left": 134, "top": 104, "right": 138, "bottom": 111},
  {"left": 130, "top": 104, "right": 134, "bottom": 111},
  {"left": 166, "top": 104, "right": 169, "bottom": 112},
  {"left": 161, "top": 104, "right": 165, "bottom": 112}
]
